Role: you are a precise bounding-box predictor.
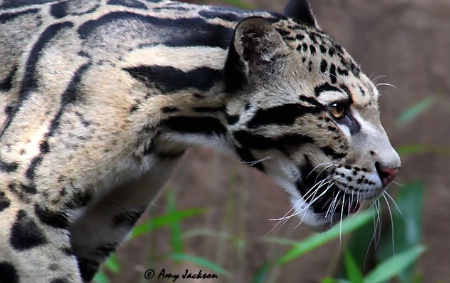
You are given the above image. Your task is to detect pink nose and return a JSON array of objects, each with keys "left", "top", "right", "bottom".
[{"left": 376, "top": 164, "right": 400, "bottom": 186}]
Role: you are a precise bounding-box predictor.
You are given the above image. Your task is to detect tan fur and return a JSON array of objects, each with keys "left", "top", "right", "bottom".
[{"left": 0, "top": 1, "right": 400, "bottom": 282}]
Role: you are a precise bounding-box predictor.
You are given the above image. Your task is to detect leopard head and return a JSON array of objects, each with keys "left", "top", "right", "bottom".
[{"left": 223, "top": 1, "right": 401, "bottom": 231}]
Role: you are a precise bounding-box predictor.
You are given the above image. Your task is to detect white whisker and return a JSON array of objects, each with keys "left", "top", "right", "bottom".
[
  {"left": 305, "top": 162, "right": 335, "bottom": 179},
  {"left": 376, "top": 199, "right": 383, "bottom": 247},
  {"left": 369, "top": 199, "right": 382, "bottom": 248},
  {"left": 314, "top": 164, "right": 336, "bottom": 184},
  {"left": 383, "top": 193, "right": 396, "bottom": 256},
  {"left": 384, "top": 192, "right": 405, "bottom": 221},
  {"left": 339, "top": 195, "right": 345, "bottom": 248},
  {"left": 294, "top": 180, "right": 336, "bottom": 228},
  {"left": 267, "top": 202, "right": 300, "bottom": 235},
  {"left": 326, "top": 190, "right": 341, "bottom": 220},
  {"left": 392, "top": 180, "right": 405, "bottom": 187},
  {"left": 371, "top": 74, "right": 386, "bottom": 84},
  {"left": 376, "top": 82, "right": 398, "bottom": 90},
  {"left": 234, "top": 155, "right": 271, "bottom": 166},
  {"left": 306, "top": 180, "right": 334, "bottom": 207},
  {"left": 269, "top": 176, "right": 334, "bottom": 232}
]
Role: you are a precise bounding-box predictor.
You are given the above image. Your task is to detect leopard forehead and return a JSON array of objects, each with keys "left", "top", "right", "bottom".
[
  {"left": 272, "top": 19, "right": 377, "bottom": 107},
  {"left": 225, "top": 25, "right": 378, "bottom": 123},
  {"left": 224, "top": 23, "right": 379, "bottom": 136}
]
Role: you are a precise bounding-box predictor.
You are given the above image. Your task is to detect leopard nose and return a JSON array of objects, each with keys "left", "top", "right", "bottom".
[{"left": 375, "top": 162, "right": 400, "bottom": 186}]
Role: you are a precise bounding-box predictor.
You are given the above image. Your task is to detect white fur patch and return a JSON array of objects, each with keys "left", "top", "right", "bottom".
[{"left": 122, "top": 45, "right": 227, "bottom": 72}]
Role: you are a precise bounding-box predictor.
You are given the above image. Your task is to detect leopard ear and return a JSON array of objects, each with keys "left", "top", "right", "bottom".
[
  {"left": 283, "top": 0, "right": 318, "bottom": 28},
  {"left": 224, "top": 17, "right": 290, "bottom": 92}
]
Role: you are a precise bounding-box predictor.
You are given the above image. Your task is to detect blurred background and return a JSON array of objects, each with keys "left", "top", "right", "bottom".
[{"left": 94, "top": 0, "right": 450, "bottom": 282}]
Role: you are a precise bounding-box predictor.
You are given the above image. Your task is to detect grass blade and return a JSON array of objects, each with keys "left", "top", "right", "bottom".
[
  {"left": 131, "top": 208, "right": 204, "bottom": 238},
  {"left": 276, "top": 209, "right": 373, "bottom": 265},
  {"left": 104, "top": 253, "right": 120, "bottom": 273},
  {"left": 365, "top": 246, "right": 426, "bottom": 283},
  {"left": 167, "top": 190, "right": 184, "bottom": 255},
  {"left": 344, "top": 251, "right": 364, "bottom": 283},
  {"left": 218, "top": 0, "right": 254, "bottom": 9},
  {"left": 321, "top": 279, "right": 349, "bottom": 283},
  {"left": 396, "top": 144, "right": 450, "bottom": 156},
  {"left": 252, "top": 262, "right": 272, "bottom": 283},
  {"left": 92, "top": 271, "right": 109, "bottom": 283},
  {"left": 377, "top": 182, "right": 425, "bottom": 282},
  {"left": 397, "top": 97, "right": 434, "bottom": 125},
  {"left": 259, "top": 237, "right": 300, "bottom": 246},
  {"left": 169, "top": 253, "right": 231, "bottom": 277}
]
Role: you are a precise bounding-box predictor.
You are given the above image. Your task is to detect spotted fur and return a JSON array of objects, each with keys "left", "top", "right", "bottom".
[{"left": 0, "top": 0, "right": 400, "bottom": 282}]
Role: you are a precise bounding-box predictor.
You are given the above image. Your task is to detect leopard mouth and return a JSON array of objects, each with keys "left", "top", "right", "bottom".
[
  {"left": 297, "top": 163, "right": 361, "bottom": 217},
  {"left": 298, "top": 177, "right": 361, "bottom": 216}
]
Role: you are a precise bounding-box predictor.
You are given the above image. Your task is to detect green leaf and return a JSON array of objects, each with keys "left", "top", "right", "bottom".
[
  {"left": 276, "top": 209, "right": 373, "bottom": 265},
  {"left": 169, "top": 253, "right": 231, "bottom": 277},
  {"left": 321, "top": 279, "right": 349, "bottom": 283},
  {"left": 131, "top": 208, "right": 204, "bottom": 238},
  {"left": 377, "top": 182, "right": 425, "bottom": 282},
  {"left": 397, "top": 97, "right": 434, "bottom": 125},
  {"left": 104, "top": 253, "right": 120, "bottom": 273},
  {"left": 167, "top": 190, "right": 184, "bottom": 255},
  {"left": 252, "top": 262, "right": 272, "bottom": 283},
  {"left": 341, "top": 210, "right": 377, "bottom": 275},
  {"left": 396, "top": 144, "right": 450, "bottom": 156},
  {"left": 365, "top": 246, "right": 426, "bottom": 283},
  {"left": 219, "top": 0, "right": 254, "bottom": 9},
  {"left": 344, "top": 182, "right": 425, "bottom": 283},
  {"left": 412, "top": 272, "right": 424, "bottom": 283},
  {"left": 259, "top": 236, "right": 299, "bottom": 246},
  {"left": 92, "top": 271, "right": 109, "bottom": 283},
  {"left": 344, "top": 251, "right": 364, "bottom": 283},
  {"left": 182, "top": 229, "right": 232, "bottom": 240}
]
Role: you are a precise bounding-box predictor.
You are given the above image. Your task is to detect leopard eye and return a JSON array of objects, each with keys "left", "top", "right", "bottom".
[{"left": 328, "top": 102, "right": 347, "bottom": 119}]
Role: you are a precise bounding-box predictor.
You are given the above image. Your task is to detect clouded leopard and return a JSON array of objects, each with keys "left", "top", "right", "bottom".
[{"left": 0, "top": 0, "right": 401, "bottom": 282}]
